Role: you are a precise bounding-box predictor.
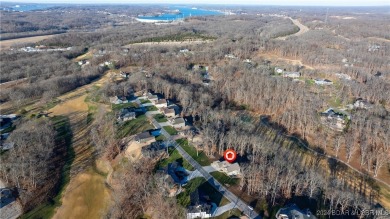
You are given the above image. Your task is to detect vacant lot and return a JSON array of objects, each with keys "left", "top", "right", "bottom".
[{"left": 0, "top": 34, "right": 60, "bottom": 51}]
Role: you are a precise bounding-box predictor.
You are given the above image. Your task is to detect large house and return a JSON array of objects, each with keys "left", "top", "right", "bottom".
[
  {"left": 117, "top": 111, "right": 136, "bottom": 122},
  {"left": 276, "top": 204, "right": 316, "bottom": 219},
  {"left": 135, "top": 132, "right": 155, "bottom": 144},
  {"left": 163, "top": 108, "right": 176, "bottom": 118},
  {"left": 320, "top": 108, "right": 348, "bottom": 131},
  {"left": 283, "top": 72, "right": 301, "bottom": 78},
  {"left": 171, "top": 118, "right": 185, "bottom": 129},
  {"left": 156, "top": 99, "right": 168, "bottom": 108},
  {"left": 211, "top": 161, "right": 241, "bottom": 176}
]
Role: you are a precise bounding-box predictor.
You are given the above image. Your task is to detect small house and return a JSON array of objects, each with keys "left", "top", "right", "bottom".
[
  {"left": 225, "top": 54, "right": 237, "bottom": 59},
  {"left": 283, "top": 72, "right": 301, "bottom": 78},
  {"left": 187, "top": 189, "right": 212, "bottom": 219},
  {"left": 163, "top": 108, "right": 176, "bottom": 118},
  {"left": 135, "top": 132, "right": 155, "bottom": 144},
  {"left": 275, "top": 67, "right": 284, "bottom": 74},
  {"left": 314, "top": 79, "right": 333, "bottom": 85},
  {"left": 120, "top": 71, "right": 130, "bottom": 78},
  {"left": 156, "top": 99, "right": 168, "bottom": 108},
  {"left": 147, "top": 94, "right": 158, "bottom": 102},
  {"left": 109, "top": 96, "right": 128, "bottom": 104},
  {"left": 171, "top": 118, "right": 185, "bottom": 129}
]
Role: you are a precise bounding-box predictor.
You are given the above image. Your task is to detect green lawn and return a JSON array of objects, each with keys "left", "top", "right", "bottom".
[
  {"left": 146, "top": 105, "right": 158, "bottom": 111},
  {"left": 112, "top": 102, "right": 138, "bottom": 111},
  {"left": 176, "top": 139, "right": 211, "bottom": 166},
  {"left": 163, "top": 126, "right": 178, "bottom": 135},
  {"left": 210, "top": 171, "right": 240, "bottom": 186},
  {"left": 214, "top": 208, "right": 242, "bottom": 219},
  {"left": 155, "top": 135, "right": 166, "bottom": 141},
  {"left": 140, "top": 99, "right": 151, "bottom": 104},
  {"left": 116, "top": 114, "right": 153, "bottom": 138},
  {"left": 154, "top": 114, "right": 168, "bottom": 122},
  {"left": 156, "top": 147, "right": 194, "bottom": 171}
]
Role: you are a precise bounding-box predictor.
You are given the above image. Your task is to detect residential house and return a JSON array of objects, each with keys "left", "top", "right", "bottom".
[
  {"left": 276, "top": 204, "right": 316, "bottom": 219},
  {"left": 155, "top": 172, "right": 180, "bottom": 197},
  {"left": 180, "top": 49, "right": 189, "bottom": 53},
  {"left": 283, "top": 72, "right": 301, "bottom": 78},
  {"left": 163, "top": 108, "right": 176, "bottom": 118},
  {"left": 141, "top": 142, "right": 167, "bottom": 158},
  {"left": 120, "top": 71, "right": 130, "bottom": 78},
  {"left": 314, "top": 79, "right": 333, "bottom": 85},
  {"left": 353, "top": 98, "right": 372, "bottom": 109},
  {"left": 187, "top": 189, "right": 212, "bottom": 219},
  {"left": 147, "top": 94, "right": 158, "bottom": 103},
  {"left": 211, "top": 161, "right": 241, "bottom": 176},
  {"left": 335, "top": 73, "right": 351, "bottom": 80},
  {"left": 320, "top": 108, "right": 348, "bottom": 131},
  {"left": 156, "top": 99, "right": 168, "bottom": 108},
  {"left": 243, "top": 59, "right": 252, "bottom": 63},
  {"left": 171, "top": 118, "right": 185, "bottom": 129},
  {"left": 117, "top": 111, "right": 136, "bottom": 122},
  {"left": 225, "top": 54, "right": 237, "bottom": 59},
  {"left": 275, "top": 67, "right": 284, "bottom": 74},
  {"left": 135, "top": 132, "right": 155, "bottom": 144},
  {"left": 109, "top": 96, "right": 128, "bottom": 104}
]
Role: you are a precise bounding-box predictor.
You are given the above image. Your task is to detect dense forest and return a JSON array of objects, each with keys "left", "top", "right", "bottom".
[{"left": 0, "top": 4, "right": 389, "bottom": 219}]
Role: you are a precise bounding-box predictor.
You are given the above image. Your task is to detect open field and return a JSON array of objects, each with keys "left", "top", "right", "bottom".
[{"left": 0, "top": 34, "right": 60, "bottom": 51}]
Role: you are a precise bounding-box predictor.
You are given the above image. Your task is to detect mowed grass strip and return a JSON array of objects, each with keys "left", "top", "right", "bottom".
[
  {"left": 116, "top": 114, "right": 153, "bottom": 138},
  {"left": 176, "top": 139, "right": 211, "bottom": 166}
]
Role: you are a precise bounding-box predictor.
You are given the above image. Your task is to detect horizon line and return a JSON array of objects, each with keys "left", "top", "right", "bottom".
[{"left": 1, "top": 1, "right": 389, "bottom": 7}]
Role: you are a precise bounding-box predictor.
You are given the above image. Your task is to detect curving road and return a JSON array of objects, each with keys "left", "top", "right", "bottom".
[{"left": 277, "top": 17, "right": 309, "bottom": 40}]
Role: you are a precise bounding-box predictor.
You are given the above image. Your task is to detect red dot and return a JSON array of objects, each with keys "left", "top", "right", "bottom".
[{"left": 224, "top": 149, "right": 237, "bottom": 163}]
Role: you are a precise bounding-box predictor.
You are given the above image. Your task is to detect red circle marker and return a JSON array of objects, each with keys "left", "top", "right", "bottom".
[{"left": 224, "top": 149, "right": 237, "bottom": 163}]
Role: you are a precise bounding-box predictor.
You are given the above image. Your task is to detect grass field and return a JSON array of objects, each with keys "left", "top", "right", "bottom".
[
  {"left": 116, "top": 114, "right": 154, "bottom": 138},
  {"left": 0, "top": 34, "right": 60, "bottom": 51},
  {"left": 176, "top": 139, "right": 211, "bottom": 166},
  {"left": 163, "top": 126, "right": 178, "bottom": 135},
  {"left": 154, "top": 114, "right": 168, "bottom": 122},
  {"left": 210, "top": 172, "right": 240, "bottom": 187},
  {"left": 112, "top": 102, "right": 138, "bottom": 111}
]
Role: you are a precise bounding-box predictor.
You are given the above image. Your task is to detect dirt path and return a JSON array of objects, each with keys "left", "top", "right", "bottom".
[
  {"left": 49, "top": 73, "right": 113, "bottom": 219},
  {"left": 277, "top": 17, "right": 309, "bottom": 40}
]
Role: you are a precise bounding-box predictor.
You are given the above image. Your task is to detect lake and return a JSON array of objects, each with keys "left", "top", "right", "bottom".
[
  {"left": 3, "top": 4, "right": 58, "bottom": 12},
  {"left": 138, "top": 6, "right": 222, "bottom": 21}
]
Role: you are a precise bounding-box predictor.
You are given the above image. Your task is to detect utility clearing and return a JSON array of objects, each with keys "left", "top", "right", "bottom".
[{"left": 49, "top": 73, "right": 113, "bottom": 219}]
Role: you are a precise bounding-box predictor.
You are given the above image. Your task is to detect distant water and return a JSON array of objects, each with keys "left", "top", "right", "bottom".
[
  {"left": 138, "top": 6, "right": 222, "bottom": 21},
  {"left": 3, "top": 4, "right": 57, "bottom": 12}
]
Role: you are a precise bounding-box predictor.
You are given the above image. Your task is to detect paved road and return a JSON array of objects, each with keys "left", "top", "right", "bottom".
[{"left": 145, "top": 98, "right": 261, "bottom": 219}]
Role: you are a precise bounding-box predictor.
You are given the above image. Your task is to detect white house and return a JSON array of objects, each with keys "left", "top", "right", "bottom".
[
  {"left": 117, "top": 111, "right": 136, "bottom": 122},
  {"left": 163, "top": 108, "right": 176, "bottom": 118},
  {"left": 224, "top": 54, "right": 237, "bottom": 59},
  {"left": 109, "top": 96, "right": 128, "bottom": 104},
  {"left": 314, "top": 79, "right": 333, "bottom": 85},
  {"left": 156, "top": 99, "right": 168, "bottom": 108},
  {"left": 171, "top": 118, "right": 185, "bottom": 129},
  {"left": 275, "top": 68, "right": 284, "bottom": 74},
  {"left": 353, "top": 98, "right": 372, "bottom": 109},
  {"left": 211, "top": 161, "right": 241, "bottom": 176}
]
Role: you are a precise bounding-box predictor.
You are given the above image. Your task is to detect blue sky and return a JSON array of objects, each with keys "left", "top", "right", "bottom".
[{"left": 1, "top": 0, "right": 389, "bottom": 6}]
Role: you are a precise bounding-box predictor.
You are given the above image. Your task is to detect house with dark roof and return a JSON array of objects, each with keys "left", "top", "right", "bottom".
[
  {"left": 135, "top": 132, "right": 155, "bottom": 144},
  {"left": 187, "top": 189, "right": 212, "bottom": 219}
]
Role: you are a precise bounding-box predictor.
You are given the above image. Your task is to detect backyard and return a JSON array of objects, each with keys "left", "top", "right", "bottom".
[
  {"left": 154, "top": 114, "right": 168, "bottom": 123},
  {"left": 116, "top": 114, "right": 154, "bottom": 138}
]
